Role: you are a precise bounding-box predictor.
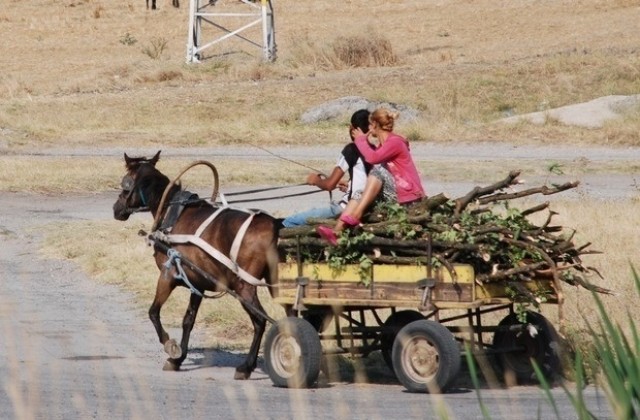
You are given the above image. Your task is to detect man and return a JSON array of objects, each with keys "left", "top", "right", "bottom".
[{"left": 281, "top": 109, "right": 372, "bottom": 228}]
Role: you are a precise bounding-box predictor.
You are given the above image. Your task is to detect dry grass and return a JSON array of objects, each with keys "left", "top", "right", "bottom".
[
  {"left": 0, "top": 153, "right": 638, "bottom": 193},
  {"left": 1, "top": 0, "right": 640, "bottom": 150},
  {"left": 0, "top": 155, "right": 312, "bottom": 192},
  {"left": 547, "top": 201, "right": 640, "bottom": 333}
]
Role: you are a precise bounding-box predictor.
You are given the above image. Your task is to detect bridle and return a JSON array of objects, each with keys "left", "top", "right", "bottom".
[{"left": 119, "top": 174, "right": 150, "bottom": 215}]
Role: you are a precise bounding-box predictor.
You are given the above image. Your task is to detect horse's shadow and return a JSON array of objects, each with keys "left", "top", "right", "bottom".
[{"left": 181, "top": 347, "right": 259, "bottom": 371}]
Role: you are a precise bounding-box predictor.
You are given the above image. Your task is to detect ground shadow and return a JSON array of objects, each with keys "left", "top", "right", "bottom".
[
  {"left": 179, "top": 346, "right": 549, "bottom": 393},
  {"left": 181, "top": 346, "right": 262, "bottom": 371}
]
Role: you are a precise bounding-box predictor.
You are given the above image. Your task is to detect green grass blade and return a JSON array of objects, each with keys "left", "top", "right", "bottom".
[
  {"left": 531, "top": 359, "right": 561, "bottom": 419},
  {"left": 463, "top": 343, "right": 492, "bottom": 420}
]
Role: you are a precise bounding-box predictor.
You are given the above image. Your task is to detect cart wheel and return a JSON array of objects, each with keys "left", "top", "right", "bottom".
[
  {"left": 392, "top": 320, "right": 461, "bottom": 393},
  {"left": 492, "top": 311, "right": 563, "bottom": 385},
  {"left": 381, "top": 310, "right": 425, "bottom": 370},
  {"left": 264, "top": 317, "right": 322, "bottom": 389}
]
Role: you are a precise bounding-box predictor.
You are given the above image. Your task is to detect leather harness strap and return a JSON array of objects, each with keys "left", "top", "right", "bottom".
[
  {"left": 156, "top": 206, "right": 267, "bottom": 287},
  {"left": 230, "top": 213, "right": 255, "bottom": 262}
]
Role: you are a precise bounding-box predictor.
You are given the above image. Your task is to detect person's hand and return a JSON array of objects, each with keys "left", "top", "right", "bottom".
[
  {"left": 337, "top": 181, "right": 348, "bottom": 192},
  {"left": 352, "top": 127, "right": 368, "bottom": 139},
  {"left": 306, "top": 172, "right": 321, "bottom": 186}
]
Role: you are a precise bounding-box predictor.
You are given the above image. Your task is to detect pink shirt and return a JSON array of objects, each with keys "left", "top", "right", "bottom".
[{"left": 354, "top": 133, "right": 425, "bottom": 203}]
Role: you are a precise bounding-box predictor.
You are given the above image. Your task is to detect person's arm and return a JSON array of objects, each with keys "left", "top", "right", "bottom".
[
  {"left": 306, "top": 166, "right": 344, "bottom": 191},
  {"left": 354, "top": 135, "right": 402, "bottom": 164}
]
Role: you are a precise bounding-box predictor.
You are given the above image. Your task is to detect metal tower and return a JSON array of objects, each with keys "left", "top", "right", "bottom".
[{"left": 186, "top": 0, "right": 276, "bottom": 63}]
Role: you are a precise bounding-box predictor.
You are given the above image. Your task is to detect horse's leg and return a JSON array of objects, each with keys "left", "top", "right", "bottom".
[
  {"left": 234, "top": 295, "right": 267, "bottom": 380},
  {"left": 148, "top": 275, "right": 180, "bottom": 369},
  {"left": 173, "top": 0, "right": 180, "bottom": 8},
  {"left": 164, "top": 293, "right": 202, "bottom": 371}
]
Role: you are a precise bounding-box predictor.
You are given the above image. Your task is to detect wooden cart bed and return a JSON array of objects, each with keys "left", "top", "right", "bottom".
[{"left": 273, "top": 262, "right": 557, "bottom": 310}]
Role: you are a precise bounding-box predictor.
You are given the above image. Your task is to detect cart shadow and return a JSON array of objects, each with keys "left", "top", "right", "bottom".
[
  {"left": 180, "top": 347, "right": 514, "bottom": 392},
  {"left": 317, "top": 353, "right": 400, "bottom": 388},
  {"left": 317, "top": 352, "right": 520, "bottom": 393}
]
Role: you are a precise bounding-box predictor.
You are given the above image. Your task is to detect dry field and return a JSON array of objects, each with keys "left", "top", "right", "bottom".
[
  {"left": 1, "top": 0, "right": 640, "bottom": 150},
  {"left": 2, "top": 0, "right": 640, "bottom": 352}
]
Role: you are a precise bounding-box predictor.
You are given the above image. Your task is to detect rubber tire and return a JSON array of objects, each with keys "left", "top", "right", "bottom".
[
  {"left": 392, "top": 319, "right": 461, "bottom": 393},
  {"left": 492, "top": 311, "right": 562, "bottom": 385},
  {"left": 264, "top": 317, "right": 322, "bottom": 388},
  {"left": 381, "top": 310, "right": 425, "bottom": 370}
]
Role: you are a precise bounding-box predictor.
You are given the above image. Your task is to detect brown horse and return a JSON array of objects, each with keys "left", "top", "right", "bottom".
[
  {"left": 147, "top": 0, "right": 179, "bottom": 10},
  {"left": 113, "top": 151, "right": 280, "bottom": 379}
]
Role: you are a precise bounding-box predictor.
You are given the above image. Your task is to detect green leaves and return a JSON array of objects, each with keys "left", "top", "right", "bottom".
[{"left": 326, "top": 230, "right": 375, "bottom": 285}]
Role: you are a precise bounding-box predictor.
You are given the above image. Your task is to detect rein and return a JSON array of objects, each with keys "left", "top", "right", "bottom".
[
  {"left": 248, "top": 142, "right": 325, "bottom": 174},
  {"left": 224, "top": 183, "right": 308, "bottom": 196},
  {"left": 160, "top": 183, "right": 327, "bottom": 207}
]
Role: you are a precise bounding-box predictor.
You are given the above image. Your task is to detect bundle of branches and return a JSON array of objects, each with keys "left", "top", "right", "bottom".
[{"left": 278, "top": 170, "right": 610, "bottom": 302}]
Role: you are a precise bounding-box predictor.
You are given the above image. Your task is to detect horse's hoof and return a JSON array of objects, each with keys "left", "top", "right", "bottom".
[
  {"left": 163, "top": 339, "right": 182, "bottom": 359},
  {"left": 234, "top": 369, "right": 251, "bottom": 380},
  {"left": 163, "top": 359, "right": 180, "bottom": 371}
]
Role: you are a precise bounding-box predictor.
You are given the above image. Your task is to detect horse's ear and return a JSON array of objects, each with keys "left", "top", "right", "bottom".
[{"left": 150, "top": 150, "right": 161, "bottom": 166}]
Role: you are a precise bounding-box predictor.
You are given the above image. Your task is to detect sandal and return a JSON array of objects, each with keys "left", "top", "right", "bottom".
[
  {"left": 316, "top": 225, "right": 338, "bottom": 246},
  {"left": 339, "top": 214, "right": 361, "bottom": 227}
]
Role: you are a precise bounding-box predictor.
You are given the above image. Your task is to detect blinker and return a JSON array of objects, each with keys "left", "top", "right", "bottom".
[{"left": 121, "top": 176, "right": 134, "bottom": 192}]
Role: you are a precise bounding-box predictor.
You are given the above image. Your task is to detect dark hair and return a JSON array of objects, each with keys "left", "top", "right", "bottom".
[{"left": 350, "top": 109, "right": 370, "bottom": 133}]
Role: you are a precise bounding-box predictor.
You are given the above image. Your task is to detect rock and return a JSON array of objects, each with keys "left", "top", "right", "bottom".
[
  {"left": 499, "top": 94, "right": 640, "bottom": 129},
  {"left": 300, "top": 96, "right": 420, "bottom": 124}
]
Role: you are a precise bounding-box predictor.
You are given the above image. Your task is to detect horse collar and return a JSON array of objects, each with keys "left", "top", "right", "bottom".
[{"left": 159, "top": 190, "right": 199, "bottom": 232}]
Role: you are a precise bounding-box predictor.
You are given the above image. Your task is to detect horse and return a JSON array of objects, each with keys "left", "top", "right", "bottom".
[
  {"left": 147, "top": 0, "right": 179, "bottom": 10},
  {"left": 112, "top": 151, "right": 280, "bottom": 379}
]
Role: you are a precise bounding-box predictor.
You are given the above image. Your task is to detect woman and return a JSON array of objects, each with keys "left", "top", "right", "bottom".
[
  {"left": 281, "top": 109, "right": 372, "bottom": 227},
  {"left": 317, "top": 108, "right": 425, "bottom": 245}
]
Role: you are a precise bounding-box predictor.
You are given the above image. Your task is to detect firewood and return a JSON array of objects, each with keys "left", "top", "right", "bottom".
[{"left": 276, "top": 171, "right": 607, "bottom": 308}]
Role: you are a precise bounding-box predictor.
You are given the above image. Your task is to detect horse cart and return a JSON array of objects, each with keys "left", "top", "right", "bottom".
[
  {"left": 114, "top": 154, "right": 570, "bottom": 394},
  {"left": 264, "top": 254, "right": 563, "bottom": 393}
]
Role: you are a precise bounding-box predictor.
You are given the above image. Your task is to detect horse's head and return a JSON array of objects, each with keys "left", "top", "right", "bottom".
[{"left": 113, "top": 150, "right": 167, "bottom": 220}]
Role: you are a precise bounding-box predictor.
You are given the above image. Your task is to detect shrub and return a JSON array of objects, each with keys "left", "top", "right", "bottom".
[
  {"left": 142, "top": 37, "right": 168, "bottom": 60},
  {"left": 331, "top": 34, "right": 397, "bottom": 68}
]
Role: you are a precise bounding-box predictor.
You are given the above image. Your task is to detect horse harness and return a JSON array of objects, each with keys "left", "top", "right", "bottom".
[{"left": 150, "top": 194, "right": 269, "bottom": 298}]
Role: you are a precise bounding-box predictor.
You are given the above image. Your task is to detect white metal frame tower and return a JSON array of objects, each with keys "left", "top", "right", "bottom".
[{"left": 186, "top": 0, "right": 276, "bottom": 63}]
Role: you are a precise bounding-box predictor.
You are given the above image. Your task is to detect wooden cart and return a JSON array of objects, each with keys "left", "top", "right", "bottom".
[{"left": 263, "top": 260, "right": 562, "bottom": 393}]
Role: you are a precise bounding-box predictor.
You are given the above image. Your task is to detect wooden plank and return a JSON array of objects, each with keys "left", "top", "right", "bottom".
[
  {"left": 273, "top": 262, "right": 556, "bottom": 309},
  {"left": 432, "top": 283, "right": 473, "bottom": 302},
  {"left": 277, "top": 263, "right": 475, "bottom": 284},
  {"left": 271, "top": 296, "right": 513, "bottom": 310},
  {"left": 274, "top": 278, "right": 473, "bottom": 303}
]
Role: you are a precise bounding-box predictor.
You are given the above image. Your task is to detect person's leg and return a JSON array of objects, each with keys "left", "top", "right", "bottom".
[
  {"left": 337, "top": 168, "right": 390, "bottom": 231},
  {"left": 350, "top": 175, "right": 383, "bottom": 220},
  {"left": 282, "top": 205, "right": 340, "bottom": 228},
  {"left": 333, "top": 199, "right": 360, "bottom": 232},
  {"left": 317, "top": 167, "right": 393, "bottom": 245}
]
